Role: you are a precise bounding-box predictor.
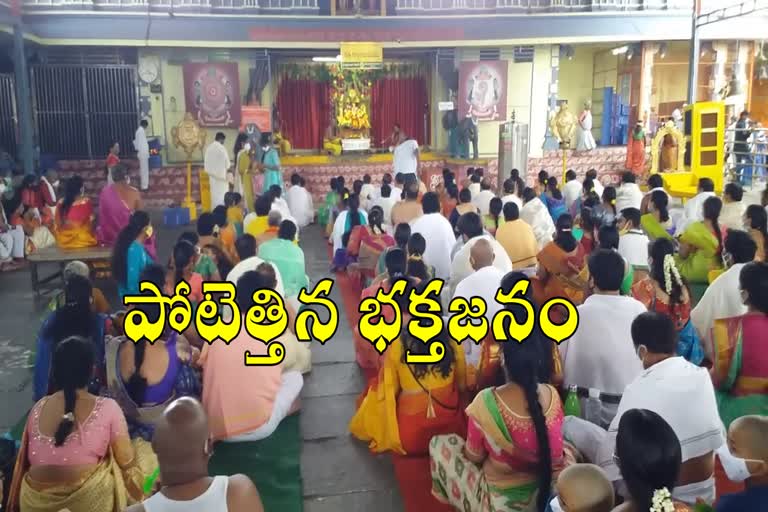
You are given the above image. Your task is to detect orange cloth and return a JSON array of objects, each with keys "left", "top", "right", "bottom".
[{"left": 54, "top": 199, "right": 97, "bottom": 249}]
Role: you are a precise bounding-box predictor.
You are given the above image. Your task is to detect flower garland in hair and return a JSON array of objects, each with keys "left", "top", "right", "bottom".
[
  {"left": 650, "top": 487, "right": 674, "bottom": 512},
  {"left": 662, "top": 254, "right": 683, "bottom": 296}
]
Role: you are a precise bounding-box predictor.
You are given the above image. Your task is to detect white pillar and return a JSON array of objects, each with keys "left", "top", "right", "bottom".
[
  {"left": 529, "top": 44, "right": 556, "bottom": 158},
  {"left": 711, "top": 42, "right": 729, "bottom": 102},
  {"left": 640, "top": 43, "right": 657, "bottom": 125}
]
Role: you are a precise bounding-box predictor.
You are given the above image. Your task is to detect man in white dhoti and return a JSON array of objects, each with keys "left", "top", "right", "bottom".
[
  {"left": 286, "top": 174, "right": 313, "bottom": 228},
  {"left": 411, "top": 192, "right": 456, "bottom": 280},
  {"left": 564, "top": 312, "right": 724, "bottom": 505},
  {"left": 577, "top": 101, "right": 597, "bottom": 151},
  {"left": 451, "top": 239, "right": 505, "bottom": 367},
  {"left": 133, "top": 119, "right": 150, "bottom": 191},
  {"left": 691, "top": 230, "right": 755, "bottom": 359},
  {"left": 472, "top": 178, "right": 496, "bottom": 216},
  {"left": 0, "top": 200, "right": 25, "bottom": 270},
  {"left": 372, "top": 184, "right": 397, "bottom": 233},
  {"left": 676, "top": 178, "right": 716, "bottom": 235},
  {"left": 204, "top": 132, "right": 233, "bottom": 209},
  {"left": 559, "top": 250, "right": 646, "bottom": 427},
  {"left": 448, "top": 212, "right": 512, "bottom": 299},
  {"left": 520, "top": 188, "right": 556, "bottom": 250}
]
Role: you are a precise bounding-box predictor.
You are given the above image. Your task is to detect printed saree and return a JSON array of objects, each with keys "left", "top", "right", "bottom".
[
  {"left": 632, "top": 277, "right": 704, "bottom": 365},
  {"left": 54, "top": 199, "right": 97, "bottom": 249},
  {"left": 676, "top": 222, "right": 723, "bottom": 284},
  {"left": 430, "top": 387, "right": 569, "bottom": 512},
  {"left": 711, "top": 314, "right": 768, "bottom": 428}
]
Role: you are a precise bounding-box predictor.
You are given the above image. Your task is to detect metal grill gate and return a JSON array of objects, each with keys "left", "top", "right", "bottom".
[
  {"left": 31, "top": 65, "right": 139, "bottom": 159},
  {"left": 0, "top": 74, "right": 17, "bottom": 159}
]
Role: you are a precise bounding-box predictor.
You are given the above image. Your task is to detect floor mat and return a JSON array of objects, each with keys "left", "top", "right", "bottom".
[
  {"left": 391, "top": 454, "right": 453, "bottom": 512},
  {"left": 208, "top": 414, "right": 303, "bottom": 512}
]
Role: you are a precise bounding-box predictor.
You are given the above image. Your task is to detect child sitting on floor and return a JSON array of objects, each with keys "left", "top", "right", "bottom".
[{"left": 548, "top": 464, "right": 614, "bottom": 512}]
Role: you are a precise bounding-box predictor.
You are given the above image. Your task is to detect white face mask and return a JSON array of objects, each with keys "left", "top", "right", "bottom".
[
  {"left": 244, "top": 143, "right": 251, "bottom": 151},
  {"left": 0, "top": 182, "right": 6, "bottom": 196},
  {"left": 262, "top": 146, "right": 270, "bottom": 152},
  {"left": 52, "top": 180, "right": 60, "bottom": 188},
  {"left": 717, "top": 445, "right": 753, "bottom": 482},
  {"left": 549, "top": 495, "right": 565, "bottom": 512}
]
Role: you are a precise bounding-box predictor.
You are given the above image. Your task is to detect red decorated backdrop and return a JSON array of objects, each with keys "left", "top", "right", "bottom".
[
  {"left": 183, "top": 62, "right": 241, "bottom": 128},
  {"left": 276, "top": 78, "right": 330, "bottom": 149},
  {"left": 370, "top": 77, "right": 429, "bottom": 145}
]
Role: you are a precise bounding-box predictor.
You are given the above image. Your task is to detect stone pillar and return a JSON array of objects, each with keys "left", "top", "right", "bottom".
[
  {"left": 711, "top": 42, "right": 729, "bottom": 102},
  {"left": 732, "top": 42, "right": 750, "bottom": 113},
  {"left": 13, "top": 24, "right": 34, "bottom": 175},
  {"left": 541, "top": 44, "right": 560, "bottom": 153},
  {"left": 639, "top": 43, "right": 657, "bottom": 125}
]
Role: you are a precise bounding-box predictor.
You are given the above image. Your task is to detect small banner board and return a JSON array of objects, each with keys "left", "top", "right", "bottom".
[{"left": 341, "top": 42, "right": 383, "bottom": 70}]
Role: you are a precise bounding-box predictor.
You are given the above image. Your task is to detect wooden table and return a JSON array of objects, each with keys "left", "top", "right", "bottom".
[{"left": 27, "top": 246, "right": 112, "bottom": 295}]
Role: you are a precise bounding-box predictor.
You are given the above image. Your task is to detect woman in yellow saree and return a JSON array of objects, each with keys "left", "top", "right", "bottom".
[
  {"left": 54, "top": 176, "right": 97, "bottom": 249},
  {"left": 349, "top": 286, "right": 467, "bottom": 456},
  {"left": 430, "top": 317, "right": 573, "bottom": 512},
  {"left": 233, "top": 133, "right": 255, "bottom": 212},
  {"left": 640, "top": 189, "right": 675, "bottom": 241},
  {"left": 534, "top": 214, "right": 588, "bottom": 306},
  {"left": 8, "top": 336, "right": 157, "bottom": 512},
  {"left": 676, "top": 196, "right": 724, "bottom": 284}
]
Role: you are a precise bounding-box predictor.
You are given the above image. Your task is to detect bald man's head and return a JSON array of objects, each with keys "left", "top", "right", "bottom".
[
  {"left": 480, "top": 178, "right": 492, "bottom": 191},
  {"left": 469, "top": 238, "right": 494, "bottom": 270},
  {"left": 555, "top": 464, "right": 614, "bottom": 512},
  {"left": 152, "top": 397, "right": 211, "bottom": 484},
  {"left": 730, "top": 415, "right": 768, "bottom": 473}
]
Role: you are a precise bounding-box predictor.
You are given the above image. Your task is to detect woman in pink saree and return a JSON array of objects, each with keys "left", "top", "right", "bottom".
[{"left": 97, "top": 165, "right": 157, "bottom": 260}]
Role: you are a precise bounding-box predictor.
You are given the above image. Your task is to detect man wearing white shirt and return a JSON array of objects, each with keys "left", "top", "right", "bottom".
[
  {"left": 204, "top": 132, "right": 233, "bottom": 208},
  {"left": 562, "top": 170, "right": 582, "bottom": 211},
  {"left": 393, "top": 136, "right": 419, "bottom": 186},
  {"left": 133, "top": 119, "right": 150, "bottom": 191},
  {"left": 617, "top": 208, "right": 650, "bottom": 269},
  {"left": 615, "top": 172, "right": 644, "bottom": 214},
  {"left": 586, "top": 169, "right": 604, "bottom": 199},
  {"left": 691, "top": 231, "right": 756, "bottom": 359},
  {"left": 565, "top": 312, "right": 724, "bottom": 505},
  {"left": 500, "top": 178, "right": 522, "bottom": 210},
  {"left": 560, "top": 249, "right": 646, "bottom": 427},
  {"left": 359, "top": 174, "right": 376, "bottom": 211},
  {"left": 285, "top": 174, "right": 313, "bottom": 228},
  {"left": 448, "top": 212, "right": 512, "bottom": 299},
  {"left": 677, "top": 178, "right": 716, "bottom": 235},
  {"left": 720, "top": 182, "right": 747, "bottom": 231},
  {"left": 372, "top": 184, "right": 397, "bottom": 232},
  {"left": 411, "top": 192, "right": 455, "bottom": 280},
  {"left": 472, "top": 178, "right": 496, "bottom": 216},
  {"left": 452, "top": 239, "right": 506, "bottom": 367},
  {"left": 468, "top": 174, "right": 481, "bottom": 199}
]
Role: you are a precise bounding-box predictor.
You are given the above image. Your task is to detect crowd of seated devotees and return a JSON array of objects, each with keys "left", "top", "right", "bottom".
[
  {"left": 8, "top": 177, "right": 316, "bottom": 511},
  {"left": 331, "top": 167, "right": 768, "bottom": 512}
]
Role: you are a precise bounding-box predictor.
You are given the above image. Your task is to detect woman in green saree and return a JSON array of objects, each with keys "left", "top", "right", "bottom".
[
  {"left": 430, "top": 293, "right": 573, "bottom": 511},
  {"left": 640, "top": 189, "right": 675, "bottom": 241},
  {"left": 676, "top": 196, "right": 725, "bottom": 284},
  {"left": 318, "top": 177, "right": 341, "bottom": 234}
]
